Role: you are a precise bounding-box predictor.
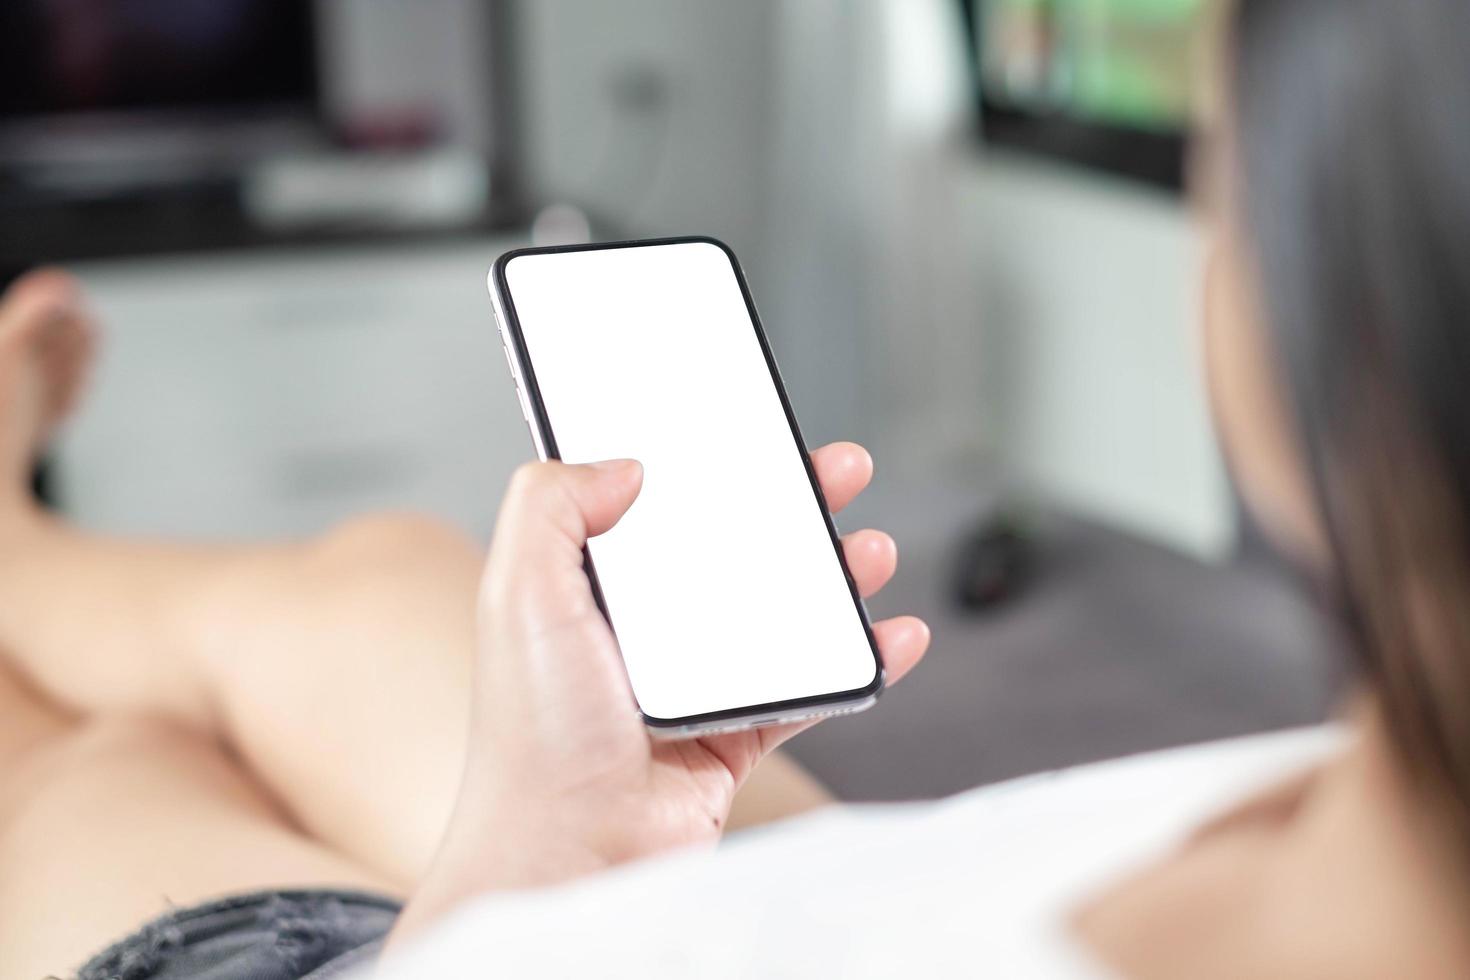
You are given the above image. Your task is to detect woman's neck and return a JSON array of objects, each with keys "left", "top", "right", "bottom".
[{"left": 1077, "top": 707, "right": 1470, "bottom": 979}]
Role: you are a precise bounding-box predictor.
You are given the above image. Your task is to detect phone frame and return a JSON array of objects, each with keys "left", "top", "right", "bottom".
[{"left": 488, "top": 235, "right": 885, "bottom": 738}]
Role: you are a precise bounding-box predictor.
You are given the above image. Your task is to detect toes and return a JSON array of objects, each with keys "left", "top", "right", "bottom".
[
  {"left": 49, "top": 324, "right": 96, "bottom": 418},
  {"left": 42, "top": 331, "right": 92, "bottom": 419},
  {"left": 0, "top": 268, "right": 96, "bottom": 433},
  {"left": 8, "top": 268, "right": 81, "bottom": 308},
  {"left": 3, "top": 269, "right": 95, "bottom": 357},
  {"left": 0, "top": 270, "right": 85, "bottom": 349}
]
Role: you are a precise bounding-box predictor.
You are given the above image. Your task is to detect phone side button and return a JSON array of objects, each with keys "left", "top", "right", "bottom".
[{"left": 500, "top": 344, "right": 532, "bottom": 422}]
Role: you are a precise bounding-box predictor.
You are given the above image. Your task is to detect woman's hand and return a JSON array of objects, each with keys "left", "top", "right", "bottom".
[{"left": 392, "top": 443, "right": 929, "bottom": 941}]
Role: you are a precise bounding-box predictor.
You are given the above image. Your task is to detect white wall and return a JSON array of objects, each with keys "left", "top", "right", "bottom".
[
  {"left": 512, "top": 0, "right": 777, "bottom": 260},
  {"left": 762, "top": 0, "right": 985, "bottom": 467},
  {"left": 961, "top": 151, "right": 1235, "bottom": 558}
]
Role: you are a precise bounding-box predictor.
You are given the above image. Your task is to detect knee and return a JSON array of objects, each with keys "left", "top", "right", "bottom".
[
  {"left": 312, "top": 514, "right": 482, "bottom": 580},
  {"left": 301, "top": 515, "right": 484, "bottom": 649}
]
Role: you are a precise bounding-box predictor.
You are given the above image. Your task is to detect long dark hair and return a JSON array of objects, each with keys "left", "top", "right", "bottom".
[{"left": 1231, "top": 0, "right": 1470, "bottom": 824}]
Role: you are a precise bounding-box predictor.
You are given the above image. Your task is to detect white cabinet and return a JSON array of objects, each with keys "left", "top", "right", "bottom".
[{"left": 55, "top": 238, "right": 532, "bottom": 541}]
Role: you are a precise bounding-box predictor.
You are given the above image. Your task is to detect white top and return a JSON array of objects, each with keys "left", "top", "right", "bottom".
[{"left": 375, "top": 727, "right": 1342, "bottom": 978}]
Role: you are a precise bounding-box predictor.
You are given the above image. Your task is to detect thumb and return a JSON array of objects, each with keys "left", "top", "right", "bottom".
[
  {"left": 573, "top": 459, "right": 646, "bottom": 538},
  {"left": 488, "top": 458, "right": 643, "bottom": 572},
  {"left": 482, "top": 457, "right": 642, "bottom": 643}
]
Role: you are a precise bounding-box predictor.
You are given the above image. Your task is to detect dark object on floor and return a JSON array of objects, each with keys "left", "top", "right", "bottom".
[{"left": 951, "top": 514, "right": 1033, "bottom": 611}]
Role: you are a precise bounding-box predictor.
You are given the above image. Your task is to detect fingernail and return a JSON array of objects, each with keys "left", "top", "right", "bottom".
[{"left": 589, "top": 458, "right": 641, "bottom": 477}]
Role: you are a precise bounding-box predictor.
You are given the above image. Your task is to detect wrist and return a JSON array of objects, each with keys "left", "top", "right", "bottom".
[{"left": 389, "top": 807, "right": 613, "bottom": 950}]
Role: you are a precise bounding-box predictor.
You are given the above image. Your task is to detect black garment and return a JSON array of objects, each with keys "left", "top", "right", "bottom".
[{"left": 77, "top": 890, "right": 401, "bottom": 980}]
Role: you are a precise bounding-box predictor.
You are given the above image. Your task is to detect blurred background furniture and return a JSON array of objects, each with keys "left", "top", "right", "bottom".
[
  {"left": 59, "top": 243, "right": 524, "bottom": 539},
  {"left": 0, "top": 0, "right": 518, "bottom": 269}
]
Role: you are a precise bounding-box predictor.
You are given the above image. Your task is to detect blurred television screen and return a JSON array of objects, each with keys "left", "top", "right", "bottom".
[
  {"left": 0, "top": 0, "right": 316, "bottom": 120},
  {"left": 979, "top": 0, "right": 1203, "bottom": 133}
]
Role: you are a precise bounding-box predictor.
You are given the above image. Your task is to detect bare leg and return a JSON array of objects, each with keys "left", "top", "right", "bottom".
[
  {"left": 0, "top": 507, "right": 484, "bottom": 885},
  {"left": 0, "top": 271, "right": 832, "bottom": 889},
  {"left": 0, "top": 663, "right": 394, "bottom": 980}
]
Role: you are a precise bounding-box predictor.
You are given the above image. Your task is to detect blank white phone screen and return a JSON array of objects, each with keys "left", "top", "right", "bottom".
[{"left": 502, "top": 241, "right": 879, "bottom": 722}]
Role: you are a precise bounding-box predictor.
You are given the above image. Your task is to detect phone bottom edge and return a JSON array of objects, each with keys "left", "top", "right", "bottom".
[{"left": 643, "top": 692, "right": 881, "bottom": 740}]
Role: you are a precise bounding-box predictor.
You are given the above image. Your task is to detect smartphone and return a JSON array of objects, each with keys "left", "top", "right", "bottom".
[{"left": 488, "top": 237, "right": 884, "bottom": 738}]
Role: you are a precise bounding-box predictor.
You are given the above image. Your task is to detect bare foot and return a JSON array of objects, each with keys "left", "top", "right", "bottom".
[{"left": 0, "top": 269, "right": 97, "bottom": 504}]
